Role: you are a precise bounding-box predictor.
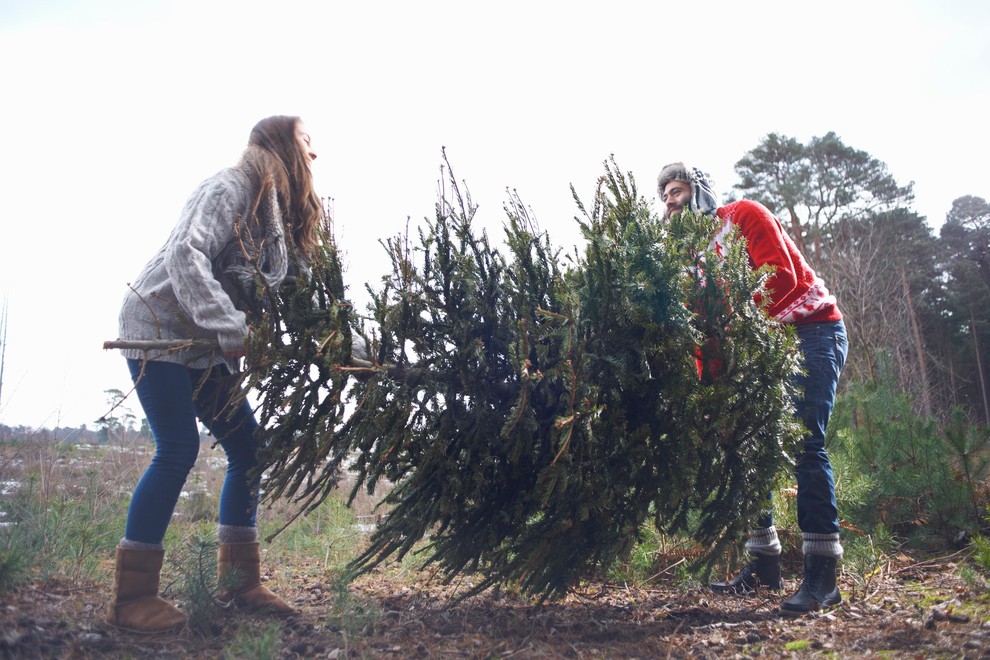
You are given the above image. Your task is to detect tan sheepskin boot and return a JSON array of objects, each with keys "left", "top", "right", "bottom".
[
  {"left": 218, "top": 542, "right": 298, "bottom": 615},
  {"left": 107, "top": 547, "right": 187, "bottom": 633}
]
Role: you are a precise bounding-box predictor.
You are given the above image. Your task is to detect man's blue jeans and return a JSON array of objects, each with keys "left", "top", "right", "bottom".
[
  {"left": 759, "top": 319, "right": 848, "bottom": 535},
  {"left": 124, "top": 359, "right": 260, "bottom": 544}
]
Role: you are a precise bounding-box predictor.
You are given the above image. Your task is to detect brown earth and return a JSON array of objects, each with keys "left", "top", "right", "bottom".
[{"left": 2, "top": 551, "right": 989, "bottom": 658}]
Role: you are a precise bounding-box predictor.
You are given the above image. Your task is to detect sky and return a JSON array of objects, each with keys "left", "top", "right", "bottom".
[{"left": 0, "top": 0, "right": 988, "bottom": 430}]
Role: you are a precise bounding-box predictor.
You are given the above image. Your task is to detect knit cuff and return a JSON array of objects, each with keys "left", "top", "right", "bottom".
[
  {"left": 119, "top": 537, "right": 164, "bottom": 551},
  {"left": 745, "top": 526, "right": 781, "bottom": 556},
  {"left": 217, "top": 327, "right": 248, "bottom": 355},
  {"left": 351, "top": 334, "right": 370, "bottom": 362},
  {"left": 802, "top": 532, "right": 843, "bottom": 559},
  {"left": 218, "top": 524, "right": 258, "bottom": 544}
]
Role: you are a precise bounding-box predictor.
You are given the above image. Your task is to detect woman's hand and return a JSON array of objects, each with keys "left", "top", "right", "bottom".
[{"left": 222, "top": 326, "right": 250, "bottom": 359}]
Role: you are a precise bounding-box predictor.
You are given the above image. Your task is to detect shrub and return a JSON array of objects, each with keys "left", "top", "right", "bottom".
[
  {"left": 828, "top": 366, "right": 990, "bottom": 545},
  {"left": 0, "top": 445, "right": 129, "bottom": 582},
  {"left": 0, "top": 546, "right": 30, "bottom": 592},
  {"left": 224, "top": 620, "right": 282, "bottom": 659}
]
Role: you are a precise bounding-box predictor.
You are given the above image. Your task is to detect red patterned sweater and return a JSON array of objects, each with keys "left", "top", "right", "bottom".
[{"left": 711, "top": 200, "right": 842, "bottom": 324}]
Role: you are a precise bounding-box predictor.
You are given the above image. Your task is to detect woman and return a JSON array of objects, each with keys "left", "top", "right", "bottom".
[{"left": 108, "top": 116, "right": 322, "bottom": 632}]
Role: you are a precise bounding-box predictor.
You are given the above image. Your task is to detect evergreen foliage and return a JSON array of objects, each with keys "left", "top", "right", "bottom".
[
  {"left": 239, "top": 155, "right": 805, "bottom": 600},
  {"left": 236, "top": 231, "right": 355, "bottom": 509},
  {"left": 829, "top": 357, "right": 990, "bottom": 541},
  {"left": 734, "top": 131, "right": 914, "bottom": 265},
  {"left": 939, "top": 195, "right": 990, "bottom": 421}
]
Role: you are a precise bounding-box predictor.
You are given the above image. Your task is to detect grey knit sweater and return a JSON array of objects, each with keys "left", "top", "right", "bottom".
[{"left": 118, "top": 167, "right": 288, "bottom": 371}]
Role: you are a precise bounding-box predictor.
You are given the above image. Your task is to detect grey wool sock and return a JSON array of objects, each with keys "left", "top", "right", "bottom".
[
  {"left": 118, "top": 537, "right": 164, "bottom": 551},
  {"left": 802, "top": 532, "right": 843, "bottom": 559},
  {"left": 745, "top": 526, "right": 782, "bottom": 556},
  {"left": 217, "top": 525, "right": 258, "bottom": 544}
]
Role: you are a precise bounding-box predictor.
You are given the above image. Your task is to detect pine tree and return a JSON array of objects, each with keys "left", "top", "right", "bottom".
[{"left": 240, "top": 155, "right": 804, "bottom": 600}]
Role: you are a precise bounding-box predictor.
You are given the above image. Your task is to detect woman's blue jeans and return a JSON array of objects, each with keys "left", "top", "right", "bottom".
[
  {"left": 759, "top": 320, "right": 848, "bottom": 535},
  {"left": 124, "top": 359, "right": 260, "bottom": 544}
]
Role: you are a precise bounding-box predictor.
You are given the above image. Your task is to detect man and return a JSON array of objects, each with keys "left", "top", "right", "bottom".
[{"left": 657, "top": 162, "right": 848, "bottom": 615}]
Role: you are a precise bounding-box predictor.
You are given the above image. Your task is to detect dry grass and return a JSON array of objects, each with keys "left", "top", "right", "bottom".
[{"left": 0, "top": 431, "right": 387, "bottom": 588}]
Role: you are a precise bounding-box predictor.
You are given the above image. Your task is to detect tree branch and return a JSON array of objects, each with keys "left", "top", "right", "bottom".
[{"left": 103, "top": 339, "right": 218, "bottom": 351}]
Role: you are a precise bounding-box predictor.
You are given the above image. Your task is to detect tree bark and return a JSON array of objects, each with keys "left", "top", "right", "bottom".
[
  {"left": 901, "top": 266, "right": 932, "bottom": 417},
  {"left": 971, "top": 307, "right": 990, "bottom": 425}
]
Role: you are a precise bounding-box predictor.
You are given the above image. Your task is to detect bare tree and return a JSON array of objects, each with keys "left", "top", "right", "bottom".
[{"left": 828, "top": 210, "right": 943, "bottom": 417}]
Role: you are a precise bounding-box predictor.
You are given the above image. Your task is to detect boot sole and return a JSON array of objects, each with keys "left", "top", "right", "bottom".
[
  {"left": 710, "top": 585, "right": 782, "bottom": 596},
  {"left": 779, "top": 593, "right": 842, "bottom": 617},
  {"left": 107, "top": 619, "right": 187, "bottom": 634}
]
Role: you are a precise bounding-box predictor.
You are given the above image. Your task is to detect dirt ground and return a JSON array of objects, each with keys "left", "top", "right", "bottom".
[{"left": 2, "top": 551, "right": 989, "bottom": 659}]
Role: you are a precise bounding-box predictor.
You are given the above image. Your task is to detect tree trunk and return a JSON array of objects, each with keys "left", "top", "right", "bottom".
[
  {"left": 971, "top": 307, "right": 990, "bottom": 425},
  {"left": 787, "top": 206, "right": 806, "bottom": 255},
  {"left": 901, "top": 265, "right": 932, "bottom": 417}
]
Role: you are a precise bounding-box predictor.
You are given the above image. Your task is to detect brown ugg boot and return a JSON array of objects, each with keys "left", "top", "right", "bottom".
[
  {"left": 107, "top": 547, "right": 187, "bottom": 633},
  {"left": 218, "top": 542, "right": 298, "bottom": 615}
]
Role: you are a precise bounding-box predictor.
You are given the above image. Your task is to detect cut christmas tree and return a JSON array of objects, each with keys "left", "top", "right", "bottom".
[{"left": 240, "top": 154, "right": 804, "bottom": 601}]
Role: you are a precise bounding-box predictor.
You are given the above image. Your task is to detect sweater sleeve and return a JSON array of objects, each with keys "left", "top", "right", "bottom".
[
  {"left": 164, "top": 179, "right": 249, "bottom": 354},
  {"left": 729, "top": 201, "right": 799, "bottom": 313}
]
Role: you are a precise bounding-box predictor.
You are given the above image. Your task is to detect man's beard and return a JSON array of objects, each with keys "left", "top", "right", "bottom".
[{"left": 664, "top": 203, "right": 685, "bottom": 220}]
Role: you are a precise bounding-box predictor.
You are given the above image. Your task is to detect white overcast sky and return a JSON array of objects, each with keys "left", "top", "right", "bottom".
[{"left": 0, "top": 0, "right": 987, "bottom": 430}]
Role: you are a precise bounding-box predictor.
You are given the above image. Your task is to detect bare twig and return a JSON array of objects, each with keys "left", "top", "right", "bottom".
[
  {"left": 889, "top": 547, "right": 973, "bottom": 576},
  {"left": 103, "top": 339, "right": 220, "bottom": 351},
  {"left": 105, "top": 340, "right": 519, "bottom": 402}
]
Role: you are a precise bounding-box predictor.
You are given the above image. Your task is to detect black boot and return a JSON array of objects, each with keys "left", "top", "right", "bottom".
[
  {"left": 780, "top": 553, "right": 841, "bottom": 615},
  {"left": 710, "top": 553, "right": 782, "bottom": 594}
]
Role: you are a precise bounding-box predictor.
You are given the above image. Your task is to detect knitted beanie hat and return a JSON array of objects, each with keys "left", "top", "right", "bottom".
[{"left": 657, "top": 162, "right": 720, "bottom": 215}]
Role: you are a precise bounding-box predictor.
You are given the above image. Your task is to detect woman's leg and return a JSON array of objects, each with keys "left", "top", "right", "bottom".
[
  {"left": 190, "top": 365, "right": 260, "bottom": 529},
  {"left": 192, "top": 366, "right": 297, "bottom": 615},
  {"left": 124, "top": 359, "right": 202, "bottom": 545}
]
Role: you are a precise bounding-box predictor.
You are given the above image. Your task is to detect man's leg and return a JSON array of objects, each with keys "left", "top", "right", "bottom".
[{"left": 781, "top": 320, "right": 848, "bottom": 615}]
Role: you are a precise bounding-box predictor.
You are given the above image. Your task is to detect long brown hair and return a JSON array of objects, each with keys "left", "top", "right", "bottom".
[{"left": 238, "top": 115, "right": 323, "bottom": 258}]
